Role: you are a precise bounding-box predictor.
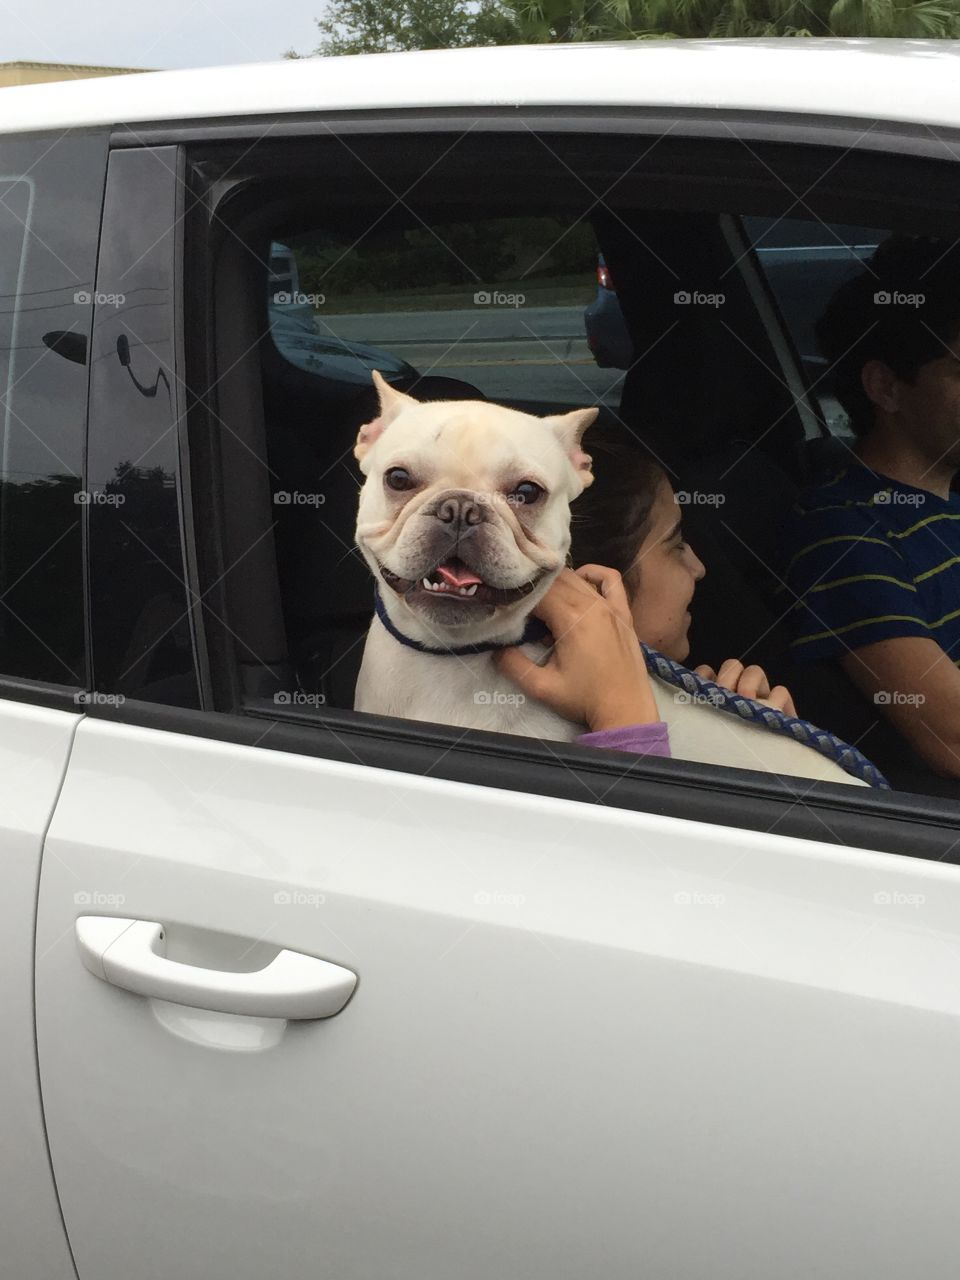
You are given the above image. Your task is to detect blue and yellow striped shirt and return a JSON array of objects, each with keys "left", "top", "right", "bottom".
[{"left": 781, "top": 464, "right": 960, "bottom": 663}]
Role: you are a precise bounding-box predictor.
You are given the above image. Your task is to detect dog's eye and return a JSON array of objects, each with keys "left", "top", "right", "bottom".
[
  {"left": 509, "top": 481, "right": 544, "bottom": 506},
  {"left": 384, "top": 467, "right": 415, "bottom": 492}
]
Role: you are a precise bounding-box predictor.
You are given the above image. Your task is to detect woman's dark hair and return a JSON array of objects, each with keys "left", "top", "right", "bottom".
[
  {"left": 570, "top": 426, "right": 668, "bottom": 588},
  {"left": 817, "top": 235, "right": 960, "bottom": 437}
]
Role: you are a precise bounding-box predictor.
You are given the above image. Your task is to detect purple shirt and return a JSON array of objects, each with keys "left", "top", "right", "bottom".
[{"left": 575, "top": 721, "right": 671, "bottom": 757}]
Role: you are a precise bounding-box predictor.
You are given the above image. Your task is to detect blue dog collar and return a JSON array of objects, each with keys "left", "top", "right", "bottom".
[{"left": 373, "top": 586, "right": 550, "bottom": 656}]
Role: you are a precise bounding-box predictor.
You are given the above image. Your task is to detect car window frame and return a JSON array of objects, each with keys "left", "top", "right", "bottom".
[{"left": 69, "top": 108, "right": 960, "bottom": 862}]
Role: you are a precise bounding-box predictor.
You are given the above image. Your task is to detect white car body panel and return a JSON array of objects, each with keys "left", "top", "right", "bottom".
[
  {"left": 4, "top": 39, "right": 960, "bottom": 135},
  {"left": 0, "top": 700, "right": 79, "bottom": 1278},
  {"left": 36, "top": 717, "right": 960, "bottom": 1278}
]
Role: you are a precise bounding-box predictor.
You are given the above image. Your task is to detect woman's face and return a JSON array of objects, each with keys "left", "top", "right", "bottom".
[{"left": 624, "top": 477, "right": 706, "bottom": 661}]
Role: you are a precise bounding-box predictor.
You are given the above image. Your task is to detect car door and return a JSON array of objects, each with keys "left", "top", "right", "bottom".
[
  {"left": 0, "top": 127, "right": 109, "bottom": 1277},
  {"left": 35, "top": 108, "right": 960, "bottom": 1280}
]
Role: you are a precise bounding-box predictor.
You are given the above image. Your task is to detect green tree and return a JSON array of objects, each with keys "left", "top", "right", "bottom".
[{"left": 287, "top": 0, "right": 960, "bottom": 56}]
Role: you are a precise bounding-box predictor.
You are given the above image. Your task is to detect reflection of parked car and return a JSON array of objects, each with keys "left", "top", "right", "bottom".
[
  {"left": 584, "top": 254, "right": 633, "bottom": 369},
  {"left": 268, "top": 242, "right": 417, "bottom": 392},
  {"left": 585, "top": 231, "right": 882, "bottom": 375}
]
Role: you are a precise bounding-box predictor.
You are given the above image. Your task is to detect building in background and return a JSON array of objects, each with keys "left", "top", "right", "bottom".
[{"left": 0, "top": 61, "right": 153, "bottom": 87}]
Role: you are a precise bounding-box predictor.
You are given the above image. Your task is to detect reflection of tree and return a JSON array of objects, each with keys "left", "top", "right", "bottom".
[
  {"left": 0, "top": 472, "right": 84, "bottom": 684},
  {"left": 295, "top": 217, "right": 597, "bottom": 300},
  {"left": 91, "top": 460, "right": 195, "bottom": 702}
]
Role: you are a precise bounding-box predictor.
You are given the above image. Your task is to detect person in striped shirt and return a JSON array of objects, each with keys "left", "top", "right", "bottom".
[{"left": 783, "top": 235, "right": 960, "bottom": 778}]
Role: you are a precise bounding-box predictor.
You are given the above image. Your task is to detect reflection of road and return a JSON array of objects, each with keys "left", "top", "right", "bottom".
[{"left": 319, "top": 305, "right": 626, "bottom": 405}]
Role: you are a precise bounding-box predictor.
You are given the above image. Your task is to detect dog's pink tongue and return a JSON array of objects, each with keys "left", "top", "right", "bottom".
[{"left": 436, "top": 560, "right": 483, "bottom": 588}]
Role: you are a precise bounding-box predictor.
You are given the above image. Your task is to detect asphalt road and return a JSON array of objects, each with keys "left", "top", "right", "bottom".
[{"left": 317, "top": 304, "right": 626, "bottom": 405}]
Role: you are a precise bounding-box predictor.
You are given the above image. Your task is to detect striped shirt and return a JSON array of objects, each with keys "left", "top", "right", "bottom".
[{"left": 781, "top": 463, "right": 960, "bottom": 664}]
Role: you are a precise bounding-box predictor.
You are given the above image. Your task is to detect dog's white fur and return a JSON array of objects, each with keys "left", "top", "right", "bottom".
[{"left": 353, "top": 372, "right": 595, "bottom": 737}]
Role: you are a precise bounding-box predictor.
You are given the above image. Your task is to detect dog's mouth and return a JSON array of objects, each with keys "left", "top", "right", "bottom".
[{"left": 379, "top": 556, "right": 541, "bottom": 606}]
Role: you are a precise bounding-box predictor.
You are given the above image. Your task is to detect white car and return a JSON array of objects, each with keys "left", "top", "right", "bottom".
[{"left": 4, "top": 38, "right": 960, "bottom": 1280}]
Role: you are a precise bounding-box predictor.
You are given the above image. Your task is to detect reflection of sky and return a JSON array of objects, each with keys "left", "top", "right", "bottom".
[{"left": 0, "top": 177, "right": 33, "bottom": 484}]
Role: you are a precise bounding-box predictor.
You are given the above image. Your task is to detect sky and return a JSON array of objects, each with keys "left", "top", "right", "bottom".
[{"left": 2, "top": 0, "right": 327, "bottom": 71}]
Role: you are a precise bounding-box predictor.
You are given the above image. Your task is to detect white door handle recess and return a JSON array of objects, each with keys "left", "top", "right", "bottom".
[{"left": 76, "top": 916, "right": 356, "bottom": 1020}]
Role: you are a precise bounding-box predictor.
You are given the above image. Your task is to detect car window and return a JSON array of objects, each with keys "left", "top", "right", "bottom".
[
  {"left": 742, "top": 215, "right": 888, "bottom": 437},
  {"left": 0, "top": 132, "right": 108, "bottom": 687}
]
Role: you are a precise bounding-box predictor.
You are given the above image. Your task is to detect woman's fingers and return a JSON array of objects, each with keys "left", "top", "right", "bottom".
[
  {"left": 736, "top": 664, "right": 771, "bottom": 701},
  {"left": 693, "top": 664, "right": 717, "bottom": 681},
  {"left": 574, "top": 563, "right": 634, "bottom": 624},
  {"left": 494, "top": 645, "right": 554, "bottom": 702},
  {"left": 715, "top": 658, "right": 744, "bottom": 691},
  {"left": 761, "top": 686, "right": 798, "bottom": 717},
  {"left": 533, "top": 566, "right": 628, "bottom": 637}
]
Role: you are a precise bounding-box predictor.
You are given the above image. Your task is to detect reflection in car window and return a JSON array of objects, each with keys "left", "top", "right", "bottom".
[
  {"left": 743, "top": 215, "right": 888, "bottom": 438},
  {"left": 0, "top": 133, "right": 107, "bottom": 685},
  {"left": 266, "top": 218, "right": 625, "bottom": 413}
]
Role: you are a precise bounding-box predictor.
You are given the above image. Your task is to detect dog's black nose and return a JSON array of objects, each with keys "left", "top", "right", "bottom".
[{"left": 435, "top": 493, "right": 485, "bottom": 528}]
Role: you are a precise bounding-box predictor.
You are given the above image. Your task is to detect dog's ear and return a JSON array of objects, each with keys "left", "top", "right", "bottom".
[
  {"left": 541, "top": 406, "right": 598, "bottom": 491},
  {"left": 354, "top": 370, "right": 419, "bottom": 466}
]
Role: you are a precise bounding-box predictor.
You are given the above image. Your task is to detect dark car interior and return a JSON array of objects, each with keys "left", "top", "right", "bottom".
[{"left": 194, "top": 129, "right": 960, "bottom": 799}]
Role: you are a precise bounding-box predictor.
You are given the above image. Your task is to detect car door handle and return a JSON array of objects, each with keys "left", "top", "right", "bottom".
[{"left": 76, "top": 916, "right": 357, "bottom": 1020}]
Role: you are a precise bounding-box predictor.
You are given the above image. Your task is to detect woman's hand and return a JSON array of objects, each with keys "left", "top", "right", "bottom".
[
  {"left": 693, "top": 658, "right": 798, "bottom": 718},
  {"left": 494, "top": 565, "right": 659, "bottom": 732}
]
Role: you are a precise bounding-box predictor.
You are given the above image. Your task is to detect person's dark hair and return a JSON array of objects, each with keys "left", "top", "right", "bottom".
[
  {"left": 570, "top": 426, "right": 668, "bottom": 589},
  {"left": 816, "top": 235, "right": 960, "bottom": 437}
]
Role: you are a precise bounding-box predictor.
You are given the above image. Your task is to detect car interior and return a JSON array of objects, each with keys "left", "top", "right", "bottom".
[{"left": 189, "top": 128, "right": 960, "bottom": 801}]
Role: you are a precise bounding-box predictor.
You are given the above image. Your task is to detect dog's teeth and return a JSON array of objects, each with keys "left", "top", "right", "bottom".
[
  {"left": 422, "top": 577, "right": 433, "bottom": 590},
  {"left": 465, "top": 584, "right": 478, "bottom": 596}
]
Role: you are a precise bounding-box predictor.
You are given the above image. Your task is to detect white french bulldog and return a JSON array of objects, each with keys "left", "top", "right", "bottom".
[{"left": 353, "top": 371, "right": 597, "bottom": 737}]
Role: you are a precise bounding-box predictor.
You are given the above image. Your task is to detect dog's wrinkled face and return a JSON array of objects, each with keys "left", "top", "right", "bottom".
[{"left": 355, "top": 371, "right": 597, "bottom": 645}]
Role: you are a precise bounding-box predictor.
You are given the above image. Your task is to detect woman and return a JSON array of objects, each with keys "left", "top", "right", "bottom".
[{"left": 495, "top": 436, "right": 885, "bottom": 787}]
